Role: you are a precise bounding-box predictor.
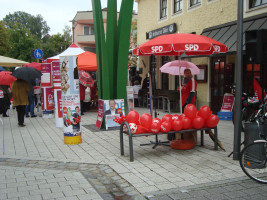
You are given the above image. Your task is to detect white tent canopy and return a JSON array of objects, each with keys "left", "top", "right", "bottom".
[
  {"left": 0, "top": 55, "right": 28, "bottom": 67},
  {"left": 47, "top": 43, "right": 85, "bottom": 61}
]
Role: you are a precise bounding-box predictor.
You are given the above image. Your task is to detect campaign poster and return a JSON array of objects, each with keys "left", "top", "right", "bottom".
[
  {"left": 96, "top": 100, "right": 104, "bottom": 129},
  {"left": 221, "top": 94, "right": 235, "bottom": 112},
  {"left": 41, "top": 87, "right": 54, "bottom": 114},
  {"left": 52, "top": 61, "right": 61, "bottom": 89},
  {"left": 60, "top": 55, "right": 82, "bottom": 145},
  {"left": 126, "top": 86, "right": 134, "bottom": 112},
  {"left": 41, "top": 63, "right": 52, "bottom": 87},
  {"left": 103, "top": 99, "right": 125, "bottom": 130},
  {"left": 54, "top": 89, "right": 63, "bottom": 128}
]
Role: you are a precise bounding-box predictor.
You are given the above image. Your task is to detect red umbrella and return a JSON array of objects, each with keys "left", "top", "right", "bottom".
[
  {"left": 133, "top": 33, "right": 228, "bottom": 56},
  {"left": 78, "top": 70, "right": 94, "bottom": 87},
  {"left": 23, "top": 62, "right": 41, "bottom": 71},
  {"left": 0, "top": 71, "right": 16, "bottom": 85}
]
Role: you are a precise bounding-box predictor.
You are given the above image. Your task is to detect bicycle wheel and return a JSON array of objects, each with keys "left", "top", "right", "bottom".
[{"left": 239, "top": 141, "right": 267, "bottom": 184}]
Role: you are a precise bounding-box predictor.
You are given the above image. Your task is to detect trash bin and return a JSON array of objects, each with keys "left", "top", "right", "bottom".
[{"left": 244, "top": 122, "right": 267, "bottom": 168}]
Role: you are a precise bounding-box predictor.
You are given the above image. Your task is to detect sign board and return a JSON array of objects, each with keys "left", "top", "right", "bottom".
[
  {"left": 34, "top": 49, "right": 43, "bottom": 59},
  {"left": 41, "top": 63, "right": 52, "bottom": 87},
  {"left": 221, "top": 94, "right": 235, "bottom": 112},
  {"left": 96, "top": 100, "right": 104, "bottom": 129},
  {"left": 146, "top": 23, "right": 177, "bottom": 40},
  {"left": 126, "top": 86, "right": 134, "bottom": 112}
]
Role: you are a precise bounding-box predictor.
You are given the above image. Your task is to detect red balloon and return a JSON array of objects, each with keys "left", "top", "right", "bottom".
[
  {"left": 192, "top": 116, "right": 205, "bottom": 129},
  {"left": 184, "top": 104, "right": 197, "bottom": 120},
  {"left": 172, "top": 114, "right": 180, "bottom": 121},
  {"left": 162, "top": 114, "right": 173, "bottom": 123},
  {"left": 180, "top": 113, "right": 186, "bottom": 119},
  {"left": 206, "top": 114, "right": 219, "bottom": 128},
  {"left": 135, "top": 125, "right": 149, "bottom": 134},
  {"left": 182, "top": 117, "right": 192, "bottom": 129},
  {"left": 198, "top": 106, "right": 212, "bottom": 120},
  {"left": 150, "top": 118, "right": 162, "bottom": 133},
  {"left": 160, "top": 121, "right": 171, "bottom": 133},
  {"left": 126, "top": 111, "right": 139, "bottom": 124},
  {"left": 172, "top": 119, "right": 183, "bottom": 131},
  {"left": 140, "top": 113, "right": 152, "bottom": 129}
]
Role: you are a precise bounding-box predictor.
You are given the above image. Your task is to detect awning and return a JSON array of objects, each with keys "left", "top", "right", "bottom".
[{"left": 201, "top": 13, "right": 267, "bottom": 53}]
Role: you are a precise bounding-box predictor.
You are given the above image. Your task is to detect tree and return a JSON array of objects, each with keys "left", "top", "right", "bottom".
[
  {"left": 3, "top": 11, "right": 50, "bottom": 39},
  {"left": 6, "top": 23, "right": 40, "bottom": 62},
  {"left": 0, "top": 21, "right": 10, "bottom": 55}
]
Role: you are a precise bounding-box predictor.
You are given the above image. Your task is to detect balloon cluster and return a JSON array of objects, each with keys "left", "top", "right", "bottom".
[{"left": 123, "top": 105, "right": 219, "bottom": 134}]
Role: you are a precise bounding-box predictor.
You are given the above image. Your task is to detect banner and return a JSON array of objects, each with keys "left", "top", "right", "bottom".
[
  {"left": 41, "top": 63, "right": 52, "bottom": 87},
  {"left": 41, "top": 87, "right": 54, "bottom": 114},
  {"left": 221, "top": 94, "right": 235, "bottom": 112},
  {"left": 96, "top": 100, "right": 104, "bottom": 129},
  {"left": 103, "top": 99, "right": 125, "bottom": 130},
  {"left": 126, "top": 86, "right": 134, "bottom": 112},
  {"left": 60, "top": 56, "right": 82, "bottom": 145},
  {"left": 52, "top": 61, "right": 61, "bottom": 89},
  {"left": 54, "top": 89, "right": 63, "bottom": 127}
]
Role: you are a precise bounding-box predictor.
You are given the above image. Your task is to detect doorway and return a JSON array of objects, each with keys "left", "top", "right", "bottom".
[{"left": 210, "top": 57, "right": 234, "bottom": 114}]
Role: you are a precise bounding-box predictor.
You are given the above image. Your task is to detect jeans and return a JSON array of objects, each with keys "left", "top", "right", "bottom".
[{"left": 25, "top": 95, "right": 35, "bottom": 116}]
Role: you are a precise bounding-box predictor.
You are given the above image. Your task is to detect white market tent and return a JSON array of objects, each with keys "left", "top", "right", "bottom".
[
  {"left": 46, "top": 43, "right": 85, "bottom": 63},
  {"left": 0, "top": 55, "right": 28, "bottom": 67}
]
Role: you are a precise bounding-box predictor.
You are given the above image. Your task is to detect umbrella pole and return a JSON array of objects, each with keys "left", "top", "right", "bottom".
[{"left": 178, "top": 56, "right": 182, "bottom": 113}]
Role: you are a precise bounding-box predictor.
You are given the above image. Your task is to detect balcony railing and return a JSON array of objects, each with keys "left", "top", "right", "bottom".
[{"left": 77, "top": 34, "right": 95, "bottom": 43}]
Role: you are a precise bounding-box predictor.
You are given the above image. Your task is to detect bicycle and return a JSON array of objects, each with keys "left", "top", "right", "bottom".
[{"left": 239, "top": 102, "right": 267, "bottom": 183}]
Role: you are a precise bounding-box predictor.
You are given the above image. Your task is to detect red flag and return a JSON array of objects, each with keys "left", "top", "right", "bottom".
[{"left": 254, "top": 79, "right": 265, "bottom": 100}]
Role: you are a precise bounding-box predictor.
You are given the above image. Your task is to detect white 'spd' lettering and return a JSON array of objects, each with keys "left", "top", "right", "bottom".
[
  {"left": 151, "top": 46, "right": 163, "bottom": 53},
  {"left": 185, "top": 44, "right": 199, "bottom": 51}
]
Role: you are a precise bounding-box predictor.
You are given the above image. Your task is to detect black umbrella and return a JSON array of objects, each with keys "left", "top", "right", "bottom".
[{"left": 11, "top": 67, "right": 42, "bottom": 83}]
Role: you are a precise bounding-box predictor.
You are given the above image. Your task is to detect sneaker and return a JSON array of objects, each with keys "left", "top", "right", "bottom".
[
  {"left": 3, "top": 115, "right": 9, "bottom": 117},
  {"left": 31, "top": 115, "right": 37, "bottom": 118},
  {"left": 19, "top": 124, "right": 26, "bottom": 127},
  {"left": 26, "top": 115, "right": 29, "bottom": 118}
]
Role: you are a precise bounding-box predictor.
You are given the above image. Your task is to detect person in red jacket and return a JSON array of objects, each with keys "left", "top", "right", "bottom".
[
  {"left": 181, "top": 69, "right": 197, "bottom": 112},
  {"left": 79, "top": 83, "right": 86, "bottom": 115}
]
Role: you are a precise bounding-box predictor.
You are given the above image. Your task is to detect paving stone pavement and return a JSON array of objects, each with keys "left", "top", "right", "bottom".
[{"left": 0, "top": 107, "right": 266, "bottom": 199}]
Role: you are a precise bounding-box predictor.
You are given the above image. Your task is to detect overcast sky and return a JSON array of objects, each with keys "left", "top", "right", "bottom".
[{"left": 0, "top": 0, "right": 138, "bottom": 35}]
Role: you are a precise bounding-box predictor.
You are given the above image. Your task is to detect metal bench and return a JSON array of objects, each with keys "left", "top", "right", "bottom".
[{"left": 120, "top": 121, "right": 218, "bottom": 162}]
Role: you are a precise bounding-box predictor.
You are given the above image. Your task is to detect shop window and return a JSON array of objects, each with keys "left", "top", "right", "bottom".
[
  {"left": 160, "top": 0, "right": 168, "bottom": 19},
  {"left": 249, "top": 0, "right": 267, "bottom": 9},
  {"left": 161, "top": 56, "right": 170, "bottom": 90},
  {"left": 190, "top": 0, "right": 201, "bottom": 7},
  {"left": 174, "top": 0, "right": 183, "bottom": 13}
]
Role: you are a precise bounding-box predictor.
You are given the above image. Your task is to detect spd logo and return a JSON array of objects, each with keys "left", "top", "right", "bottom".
[
  {"left": 151, "top": 46, "right": 163, "bottom": 53},
  {"left": 213, "top": 45, "right": 221, "bottom": 52},
  {"left": 185, "top": 44, "right": 199, "bottom": 51}
]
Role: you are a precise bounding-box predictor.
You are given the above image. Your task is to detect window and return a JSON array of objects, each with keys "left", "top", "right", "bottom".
[
  {"left": 84, "top": 26, "right": 94, "bottom": 35},
  {"left": 249, "top": 0, "right": 267, "bottom": 9},
  {"left": 161, "top": 56, "right": 170, "bottom": 90},
  {"left": 190, "top": 0, "right": 201, "bottom": 7},
  {"left": 84, "top": 26, "right": 90, "bottom": 35},
  {"left": 160, "top": 0, "right": 168, "bottom": 19},
  {"left": 174, "top": 0, "right": 183, "bottom": 13}
]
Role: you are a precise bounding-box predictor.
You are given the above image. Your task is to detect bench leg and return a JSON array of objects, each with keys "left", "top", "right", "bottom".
[
  {"left": 214, "top": 127, "right": 218, "bottom": 150},
  {"left": 120, "top": 128, "right": 124, "bottom": 156},
  {"left": 129, "top": 134, "right": 134, "bottom": 162},
  {"left": 201, "top": 130, "right": 204, "bottom": 146}
]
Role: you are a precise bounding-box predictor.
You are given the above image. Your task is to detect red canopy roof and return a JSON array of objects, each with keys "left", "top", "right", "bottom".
[{"left": 78, "top": 51, "right": 97, "bottom": 71}]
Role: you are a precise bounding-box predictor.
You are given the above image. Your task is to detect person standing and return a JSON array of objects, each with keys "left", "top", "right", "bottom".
[
  {"left": 142, "top": 73, "right": 149, "bottom": 89},
  {"left": 25, "top": 79, "right": 37, "bottom": 118},
  {"left": 0, "top": 85, "right": 11, "bottom": 117},
  {"left": 133, "top": 80, "right": 141, "bottom": 107},
  {"left": 180, "top": 69, "right": 197, "bottom": 112},
  {"left": 79, "top": 83, "right": 86, "bottom": 115},
  {"left": 11, "top": 79, "right": 30, "bottom": 127}
]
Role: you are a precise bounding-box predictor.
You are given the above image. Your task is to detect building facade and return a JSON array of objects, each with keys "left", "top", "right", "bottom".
[{"left": 135, "top": 0, "right": 267, "bottom": 113}]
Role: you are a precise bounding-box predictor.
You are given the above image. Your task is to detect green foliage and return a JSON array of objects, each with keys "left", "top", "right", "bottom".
[
  {"left": 1, "top": 11, "right": 72, "bottom": 61},
  {"left": 3, "top": 11, "right": 50, "bottom": 39},
  {"left": 0, "top": 21, "right": 10, "bottom": 55}
]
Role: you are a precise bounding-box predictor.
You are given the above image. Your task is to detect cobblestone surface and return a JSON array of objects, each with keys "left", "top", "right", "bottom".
[{"left": 0, "top": 158, "right": 145, "bottom": 200}]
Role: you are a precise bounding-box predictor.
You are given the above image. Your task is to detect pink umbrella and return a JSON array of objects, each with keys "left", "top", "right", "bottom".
[
  {"left": 160, "top": 60, "right": 200, "bottom": 112},
  {"left": 160, "top": 60, "right": 200, "bottom": 75}
]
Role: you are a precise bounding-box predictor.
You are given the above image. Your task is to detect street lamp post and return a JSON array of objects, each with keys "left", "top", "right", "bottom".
[{"left": 71, "top": 20, "right": 76, "bottom": 43}]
